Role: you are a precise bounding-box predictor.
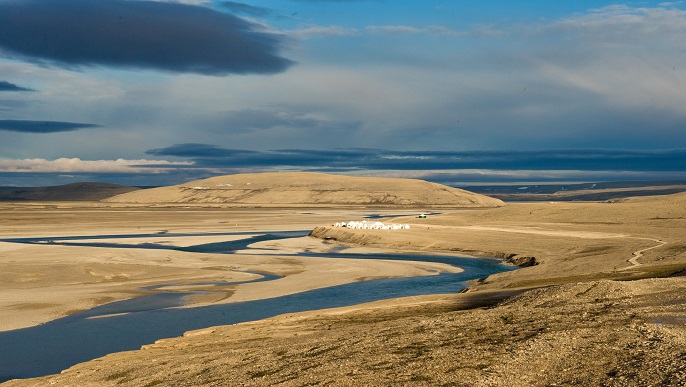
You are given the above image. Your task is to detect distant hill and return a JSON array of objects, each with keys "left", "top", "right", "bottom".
[
  {"left": 106, "top": 172, "right": 505, "bottom": 207},
  {"left": 463, "top": 181, "right": 686, "bottom": 202},
  {"left": 0, "top": 183, "right": 140, "bottom": 201}
]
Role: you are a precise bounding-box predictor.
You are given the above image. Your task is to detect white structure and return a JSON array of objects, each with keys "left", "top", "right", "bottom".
[{"left": 333, "top": 220, "right": 410, "bottom": 230}]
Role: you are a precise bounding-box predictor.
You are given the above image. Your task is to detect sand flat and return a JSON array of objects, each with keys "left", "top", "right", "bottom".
[
  {"left": 3, "top": 196, "right": 686, "bottom": 333},
  {"left": 0, "top": 206, "right": 462, "bottom": 332},
  {"left": 60, "top": 234, "right": 260, "bottom": 248}
]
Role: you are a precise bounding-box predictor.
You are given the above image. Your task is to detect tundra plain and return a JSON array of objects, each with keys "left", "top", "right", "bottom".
[{"left": 1, "top": 177, "right": 685, "bottom": 386}]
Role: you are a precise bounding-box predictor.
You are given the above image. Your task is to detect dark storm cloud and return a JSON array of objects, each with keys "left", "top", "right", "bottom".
[
  {"left": 145, "top": 145, "right": 686, "bottom": 172},
  {"left": 147, "top": 145, "right": 384, "bottom": 168},
  {"left": 218, "top": 1, "right": 272, "bottom": 17},
  {"left": 0, "top": 0, "right": 293, "bottom": 75},
  {"left": 146, "top": 143, "right": 260, "bottom": 158},
  {"left": 0, "top": 120, "right": 101, "bottom": 133},
  {"left": 0, "top": 81, "right": 33, "bottom": 92}
]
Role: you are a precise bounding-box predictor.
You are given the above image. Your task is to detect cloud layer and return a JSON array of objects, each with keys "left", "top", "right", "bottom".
[
  {"left": 218, "top": 1, "right": 272, "bottom": 17},
  {"left": 0, "top": 2, "right": 685, "bottom": 187},
  {"left": 3, "top": 147, "right": 684, "bottom": 187},
  {"left": 147, "top": 144, "right": 686, "bottom": 173},
  {"left": 0, "top": 81, "right": 33, "bottom": 92},
  {"left": 0, "top": 120, "right": 101, "bottom": 133},
  {"left": 0, "top": 0, "right": 293, "bottom": 75},
  {"left": 0, "top": 158, "right": 192, "bottom": 173}
]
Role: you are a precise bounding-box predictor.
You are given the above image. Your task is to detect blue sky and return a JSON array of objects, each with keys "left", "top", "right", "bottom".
[{"left": 1, "top": 0, "right": 685, "bottom": 186}]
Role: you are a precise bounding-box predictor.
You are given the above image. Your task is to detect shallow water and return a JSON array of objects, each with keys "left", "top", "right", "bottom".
[{"left": 0, "top": 231, "right": 515, "bottom": 381}]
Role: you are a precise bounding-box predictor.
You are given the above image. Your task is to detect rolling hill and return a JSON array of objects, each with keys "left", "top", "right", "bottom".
[
  {"left": 0, "top": 183, "right": 140, "bottom": 201},
  {"left": 105, "top": 172, "right": 505, "bottom": 207}
]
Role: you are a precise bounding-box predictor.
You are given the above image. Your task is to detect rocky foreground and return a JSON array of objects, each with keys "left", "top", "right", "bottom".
[{"left": 6, "top": 278, "right": 685, "bottom": 386}]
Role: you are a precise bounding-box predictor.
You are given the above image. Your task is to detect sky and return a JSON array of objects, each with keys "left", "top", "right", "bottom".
[{"left": 1, "top": 0, "right": 686, "bottom": 187}]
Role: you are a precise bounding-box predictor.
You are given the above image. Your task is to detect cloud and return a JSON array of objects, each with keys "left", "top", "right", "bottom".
[
  {"left": 214, "top": 107, "right": 361, "bottom": 132},
  {"left": 2, "top": 2, "right": 686, "bottom": 188},
  {"left": 414, "top": 169, "right": 686, "bottom": 186},
  {"left": 145, "top": 145, "right": 686, "bottom": 173},
  {"left": 541, "top": 5, "right": 686, "bottom": 43},
  {"left": 0, "top": 158, "right": 193, "bottom": 173},
  {"left": 289, "top": 26, "right": 358, "bottom": 38},
  {"left": 3, "top": 149, "right": 684, "bottom": 187},
  {"left": 146, "top": 143, "right": 260, "bottom": 158},
  {"left": 0, "top": 0, "right": 293, "bottom": 75},
  {"left": 217, "top": 1, "right": 272, "bottom": 17},
  {"left": 0, "top": 81, "right": 33, "bottom": 92},
  {"left": 366, "top": 25, "right": 465, "bottom": 37},
  {"left": 0, "top": 120, "right": 101, "bottom": 133},
  {"left": 291, "top": 23, "right": 466, "bottom": 39},
  {"left": 179, "top": 107, "right": 364, "bottom": 149},
  {"left": 519, "top": 4, "right": 686, "bottom": 124},
  {"left": 0, "top": 99, "right": 32, "bottom": 112}
]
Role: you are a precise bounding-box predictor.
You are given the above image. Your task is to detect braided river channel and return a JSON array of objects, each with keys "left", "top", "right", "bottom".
[{"left": 0, "top": 230, "right": 516, "bottom": 381}]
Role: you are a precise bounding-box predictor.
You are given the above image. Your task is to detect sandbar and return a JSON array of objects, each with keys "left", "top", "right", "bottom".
[{"left": 0, "top": 205, "right": 460, "bottom": 332}]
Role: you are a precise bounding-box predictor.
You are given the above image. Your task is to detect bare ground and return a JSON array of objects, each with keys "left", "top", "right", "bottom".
[
  {"left": 2, "top": 192, "right": 686, "bottom": 386},
  {"left": 4, "top": 279, "right": 685, "bottom": 386}
]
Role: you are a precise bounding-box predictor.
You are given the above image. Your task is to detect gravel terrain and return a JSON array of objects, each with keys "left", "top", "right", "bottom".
[{"left": 6, "top": 278, "right": 685, "bottom": 386}]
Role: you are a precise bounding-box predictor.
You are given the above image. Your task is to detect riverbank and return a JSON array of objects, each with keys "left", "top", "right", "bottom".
[
  {"left": 6, "top": 278, "right": 684, "bottom": 386},
  {"left": 0, "top": 205, "right": 463, "bottom": 332},
  {"left": 311, "top": 194, "right": 686, "bottom": 292}
]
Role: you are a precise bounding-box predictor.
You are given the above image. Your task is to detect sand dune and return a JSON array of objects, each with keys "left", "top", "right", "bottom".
[{"left": 105, "top": 172, "right": 504, "bottom": 207}]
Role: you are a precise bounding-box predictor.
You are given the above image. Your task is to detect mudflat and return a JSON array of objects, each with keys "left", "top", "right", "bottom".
[{"left": 2, "top": 192, "right": 686, "bottom": 385}]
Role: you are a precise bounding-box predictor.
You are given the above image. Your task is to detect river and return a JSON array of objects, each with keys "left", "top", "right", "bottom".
[{"left": 0, "top": 230, "right": 516, "bottom": 381}]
